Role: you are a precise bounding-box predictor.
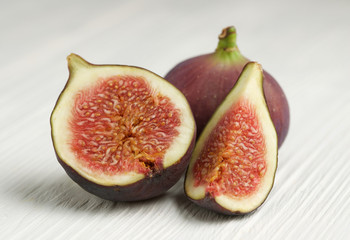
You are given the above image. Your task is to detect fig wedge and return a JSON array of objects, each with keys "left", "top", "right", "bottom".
[{"left": 185, "top": 62, "right": 277, "bottom": 215}]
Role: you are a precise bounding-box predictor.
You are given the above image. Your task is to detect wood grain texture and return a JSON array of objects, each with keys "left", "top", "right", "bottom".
[{"left": 1, "top": 0, "right": 350, "bottom": 239}]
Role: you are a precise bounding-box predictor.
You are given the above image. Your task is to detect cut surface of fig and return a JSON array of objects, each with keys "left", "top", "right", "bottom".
[
  {"left": 185, "top": 62, "right": 277, "bottom": 215},
  {"left": 69, "top": 75, "right": 182, "bottom": 180},
  {"left": 51, "top": 54, "right": 196, "bottom": 201}
]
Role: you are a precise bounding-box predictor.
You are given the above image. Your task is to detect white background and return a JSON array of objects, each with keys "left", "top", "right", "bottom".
[{"left": 1, "top": 0, "right": 350, "bottom": 239}]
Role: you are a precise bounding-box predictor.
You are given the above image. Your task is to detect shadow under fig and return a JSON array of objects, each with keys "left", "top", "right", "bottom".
[
  {"left": 9, "top": 171, "right": 256, "bottom": 220},
  {"left": 9, "top": 172, "right": 165, "bottom": 213}
]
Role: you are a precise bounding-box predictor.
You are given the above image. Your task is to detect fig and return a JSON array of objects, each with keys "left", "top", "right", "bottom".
[
  {"left": 50, "top": 54, "right": 196, "bottom": 201},
  {"left": 165, "top": 26, "right": 289, "bottom": 148},
  {"left": 184, "top": 62, "right": 278, "bottom": 215}
]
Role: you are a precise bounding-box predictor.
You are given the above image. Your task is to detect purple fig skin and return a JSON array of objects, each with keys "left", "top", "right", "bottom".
[
  {"left": 188, "top": 194, "right": 247, "bottom": 215},
  {"left": 55, "top": 131, "right": 196, "bottom": 202},
  {"left": 187, "top": 192, "right": 263, "bottom": 216},
  {"left": 165, "top": 27, "right": 290, "bottom": 148}
]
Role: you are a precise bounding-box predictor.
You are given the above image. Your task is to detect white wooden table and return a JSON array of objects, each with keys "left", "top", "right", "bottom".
[{"left": 1, "top": 0, "right": 350, "bottom": 239}]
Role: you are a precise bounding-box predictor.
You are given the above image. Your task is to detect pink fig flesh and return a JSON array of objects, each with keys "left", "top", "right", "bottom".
[
  {"left": 51, "top": 54, "right": 196, "bottom": 201},
  {"left": 185, "top": 62, "right": 278, "bottom": 215}
]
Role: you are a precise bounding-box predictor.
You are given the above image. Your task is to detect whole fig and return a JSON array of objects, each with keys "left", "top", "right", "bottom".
[{"left": 165, "top": 26, "right": 289, "bottom": 148}]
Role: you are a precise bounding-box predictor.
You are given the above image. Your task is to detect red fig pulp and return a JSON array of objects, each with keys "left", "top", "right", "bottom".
[
  {"left": 51, "top": 54, "right": 196, "bottom": 201},
  {"left": 165, "top": 26, "right": 289, "bottom": 148},
  {"left": 185, "top": 62, "right": 278, "bottom": 215}
]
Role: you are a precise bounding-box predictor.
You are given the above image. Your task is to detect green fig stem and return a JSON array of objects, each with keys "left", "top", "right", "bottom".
[{"left": 214, "top": 26, "right": 247, "bottom": 64}]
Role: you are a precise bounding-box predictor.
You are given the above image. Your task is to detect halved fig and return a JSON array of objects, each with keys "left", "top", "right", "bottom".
[
  {"left": 184, "top": 62, "right": 278, "bottom": 215},
  {"left": 51, "top": 54, "right": 196, "bottom": 201}
]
